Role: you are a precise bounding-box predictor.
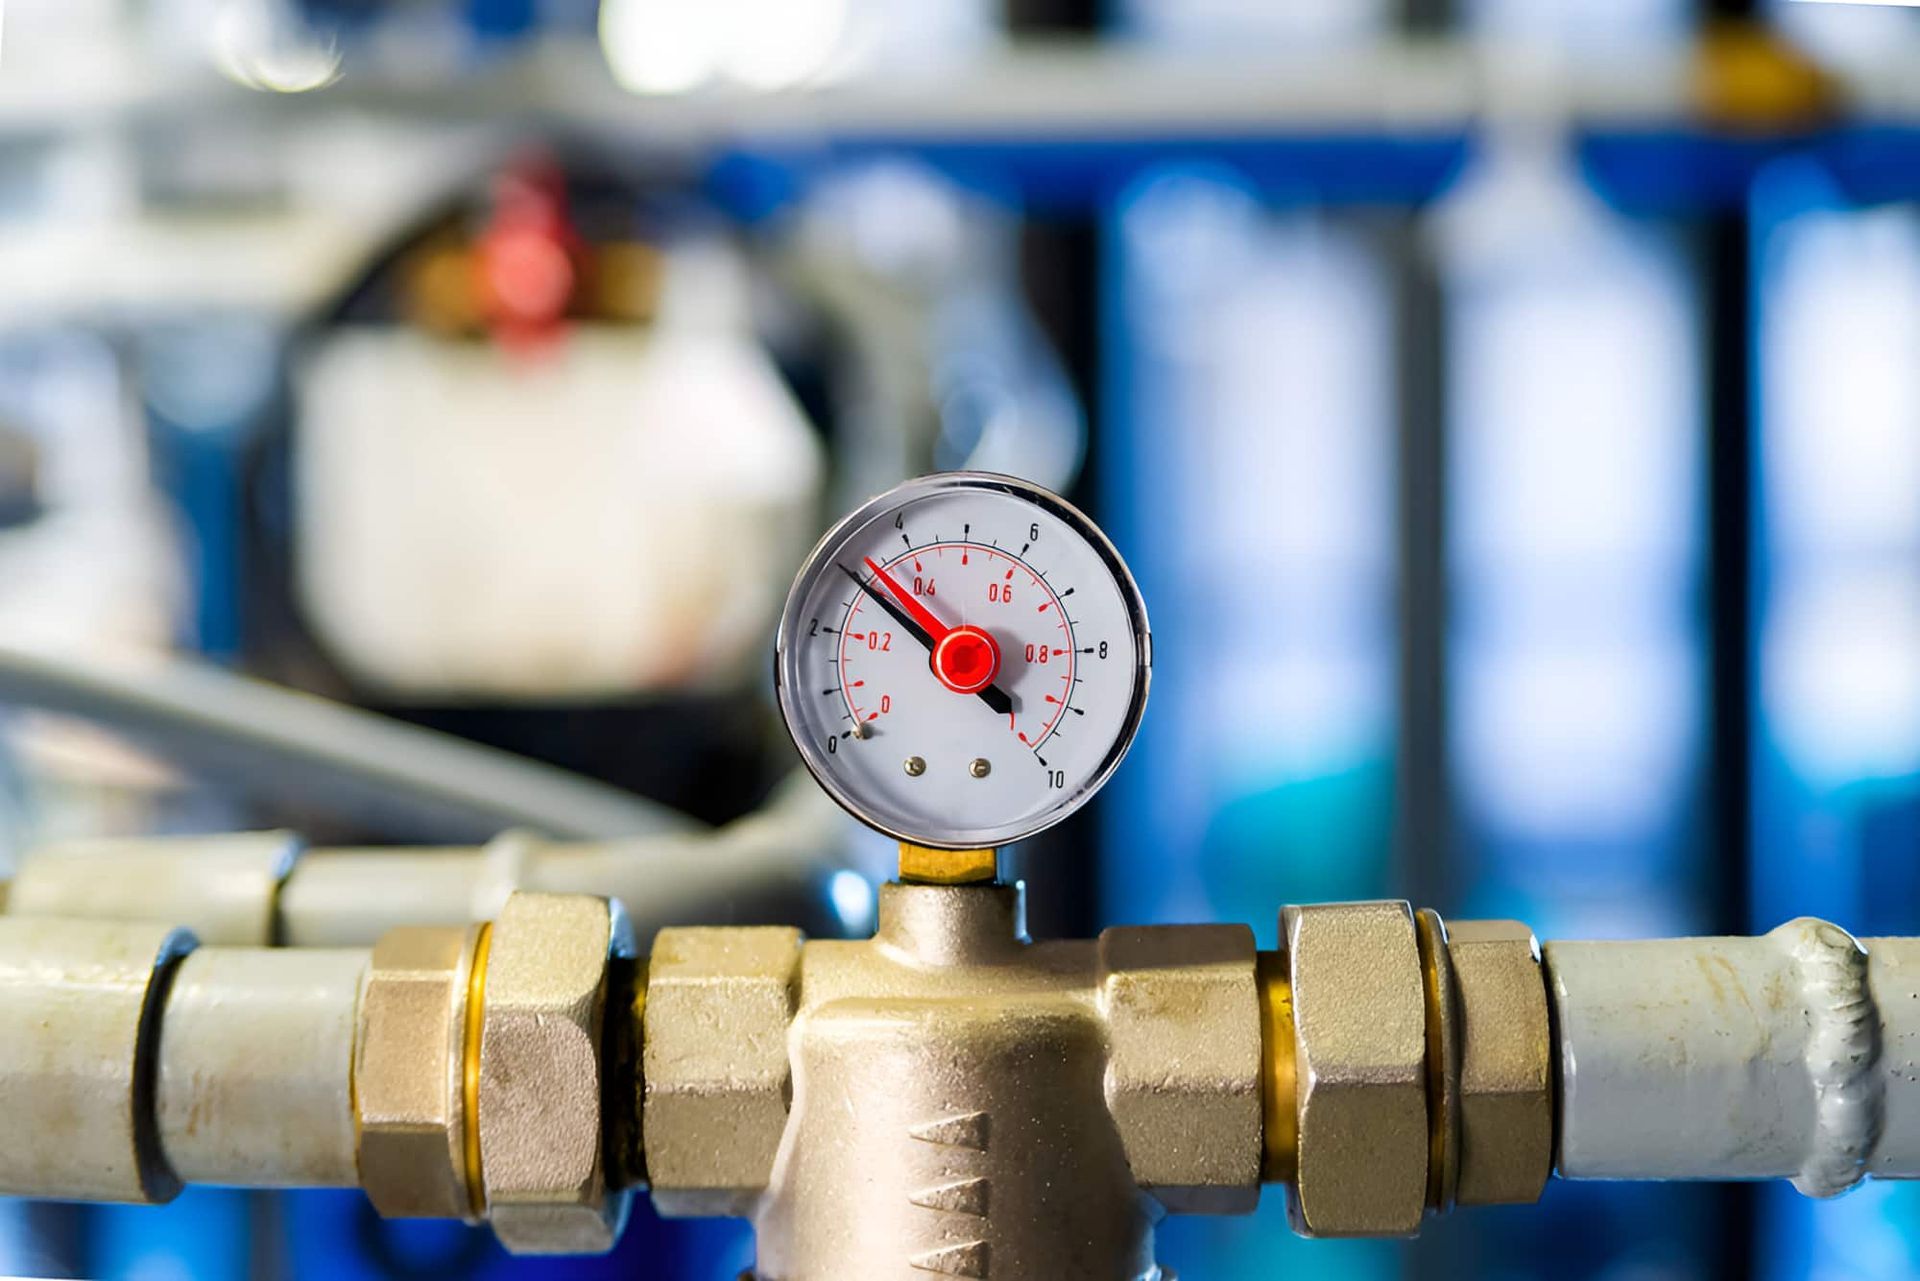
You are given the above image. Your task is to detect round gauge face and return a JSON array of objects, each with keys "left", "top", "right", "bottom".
[{"left": 775, "top": 472, "right": 1150, "bottom": 850}]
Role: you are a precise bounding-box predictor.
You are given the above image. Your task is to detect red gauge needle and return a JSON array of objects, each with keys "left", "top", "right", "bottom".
[
  {"left": 844, "top": 558, "right": 1013, "bottom": 716},
  {"left": 863, "top": 556, "right": 948, "bottom": 641}
]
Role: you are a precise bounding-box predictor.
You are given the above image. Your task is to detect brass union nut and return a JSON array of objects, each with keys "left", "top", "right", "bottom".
[
  {"left": 643, "top": 925, "right": 803, "bottom": 1217},
  {"left": 1446, "top": 919, "right": 1552, "bottom": 1207},
  {"left": 355, "top": 924, "right": 484, "bottom": 1221},
  {"left": 477, "top": 893, "right": 633, "bottom": 1254},
  {"left": 1283, "top": 900, "right": 1429, "bottom": 1237},
  {"left": 1099, "top": 924, "right": 1263, "bottom": 1214}
]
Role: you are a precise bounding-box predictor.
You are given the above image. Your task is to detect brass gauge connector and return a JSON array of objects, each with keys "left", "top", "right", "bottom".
[{"left": 896, "top": 843, "right": 998, "bottom": 886}]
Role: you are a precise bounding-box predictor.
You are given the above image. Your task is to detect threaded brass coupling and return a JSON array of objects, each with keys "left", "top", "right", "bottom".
[
  {"left": 354, "top": 893, "right": 635, "bottom": 1255},
  {"left": 1260, "top": 902, "right": 1553, "bottom": 1237}
]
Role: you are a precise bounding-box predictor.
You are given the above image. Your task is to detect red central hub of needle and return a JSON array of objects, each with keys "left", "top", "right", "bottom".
[{"left": 932, "top": 626, "right": 1001, "bottom": 695}]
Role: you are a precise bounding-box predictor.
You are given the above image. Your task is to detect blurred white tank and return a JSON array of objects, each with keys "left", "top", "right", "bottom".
[{"left": 293, "top": 239, "right": 823, "bottom": 700}]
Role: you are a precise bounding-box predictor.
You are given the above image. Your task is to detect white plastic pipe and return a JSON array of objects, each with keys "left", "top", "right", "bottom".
[
  {"left": 1547, "top": 920, "right": 1920, "bottom": 1196},
  {"left": 155, "top": 947, "right": 367, "bottom": 1187}
]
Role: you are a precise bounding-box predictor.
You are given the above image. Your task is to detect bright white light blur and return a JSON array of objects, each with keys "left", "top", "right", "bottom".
[
  {"left": 723, "top": 0, "right": 849, "bottom": 89},
  {"left": 1766, "top": 573, "right": 1920, "bottom": 787},
  {"left": 802, "top": 164, "right": 968, "bottom": 279},
  {"left": 1764, "top": 205, "right": 1920, "bottom": 557},
  {"left": 1761, "top": 204, "right": 1920, "bottom": 791},
  {"left": 1456, "top": 634, "right": 1697, "bottom": 837},
  {"left": 598, "top": 0, "right": 849, "bottom": 95},
  {"left": 1451, "top": 226, "right": 1699, "bottom": 575},
  {"left": 211, "top": 0, "right": 340, "bottom": 93},
  {"left": 599, "top": 0, "right": 716, "bottom": 95},
  {"left": 828, "top": 869, "right": 875, "bottom": 934},
  {"left": 1443, "top": 147, "right": 1701, "bottom": 843},
  {"left": 1121, "top": 172, "right": 1397, "bottom": 795}
]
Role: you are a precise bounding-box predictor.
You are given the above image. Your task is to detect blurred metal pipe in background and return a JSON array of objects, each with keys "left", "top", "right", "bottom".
[
  {"left": 3, "top": 773, "right": 854, "bottom": 945},
  {"left": 278, "top": 773, "right": 853, "bottom": 945},
  {"left": 0, "top": 642, "right": 694, "bottom": 842}
]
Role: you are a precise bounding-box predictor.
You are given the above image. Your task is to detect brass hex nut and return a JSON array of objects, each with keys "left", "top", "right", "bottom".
[
  {"left": 643, "top": 926, "right": 803, "bottom": 1217},
  {"left": 1099, "top": 924, "right": 1263, "bottom": 1214},
  {"left": 1446, "top": 919, "right": 1552, "bottom": 1207},
  {"left": 1283, "top": 901, "right": 1429, "bottom": 1237},
  {"left": 355, "top": 924, "right": 482, "bottom": 1220},
  {"left": 477, "top": 893, "right": 633, "bottom": 1254}
]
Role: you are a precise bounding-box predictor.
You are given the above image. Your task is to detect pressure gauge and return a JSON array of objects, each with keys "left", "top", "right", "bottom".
[{"left": 775, "top": 472, "right": 1150, "bottom": 849}]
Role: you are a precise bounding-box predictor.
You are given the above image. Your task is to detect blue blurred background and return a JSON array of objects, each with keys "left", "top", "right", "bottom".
[{"left": 3, "top": 0, "right": 1920, "bottom": 1277}]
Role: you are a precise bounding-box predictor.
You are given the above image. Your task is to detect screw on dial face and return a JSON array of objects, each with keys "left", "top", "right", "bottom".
[{"left": 774, "top": 472, "right": 1151, "bottom": 850}]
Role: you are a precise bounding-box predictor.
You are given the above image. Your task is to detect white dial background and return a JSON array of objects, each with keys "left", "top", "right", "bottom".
[{"left": 776, "top": 473, "right": 1150, "bottom": 849}]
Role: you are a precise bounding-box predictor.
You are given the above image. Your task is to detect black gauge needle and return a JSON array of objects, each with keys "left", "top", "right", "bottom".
[{"left": 838, "top": 562, "right": 1015, "bottom": 717}]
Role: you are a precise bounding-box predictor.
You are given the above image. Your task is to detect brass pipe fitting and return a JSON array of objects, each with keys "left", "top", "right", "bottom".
[
  {"left": 1099, "top": 924, "right": 1263, "bottom": 1214},
  {"left": 1261, "top": 902, "right": 1554, "bottom": 1235},
  {"left": 1281, "top": 900, "right": 1431, "bottom": 1236},
  {"left": 476, "top": 892, "right": 634, "bottom": 1254},
  {"left": 643, "top": 925, "right": 805, "bottom": 1217},
  {"left": 355, "top": 924, "right": 487, "bottom": 1221},
  {"left": 0, "top": 872, "right": 1558, "bottom": 1271},
  {"left": 1446, "top": 919, "right": 1552, "bottom": 1207},
  {"left": 355, "top": 893, "right": 636, "bottom": 1254}
]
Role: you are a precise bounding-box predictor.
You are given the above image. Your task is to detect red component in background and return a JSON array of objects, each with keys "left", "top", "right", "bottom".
[{"left": 475, "top": 156, "right": 585, "bottom": 352}]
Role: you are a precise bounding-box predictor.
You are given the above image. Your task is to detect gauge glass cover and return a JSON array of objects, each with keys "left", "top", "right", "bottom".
[{"left": 775, "top": 472, "right": 1150, "bottom": 849}]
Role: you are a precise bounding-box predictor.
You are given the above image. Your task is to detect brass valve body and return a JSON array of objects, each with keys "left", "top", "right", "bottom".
[
  {"left": 646, "top": 881, "right": 1262, "bottom": 1280},
  {"left": 640, "top": 883, "right": 1554, "bottom": 1277}
]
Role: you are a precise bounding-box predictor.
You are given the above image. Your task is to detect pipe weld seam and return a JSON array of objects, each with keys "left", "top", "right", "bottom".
[{"left": 1777, "top": 918, "right": 1882, "bottom": 1197}]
